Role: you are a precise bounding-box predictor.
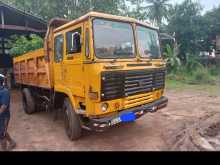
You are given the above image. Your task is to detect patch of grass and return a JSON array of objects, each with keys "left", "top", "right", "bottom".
[
  {"left": 166, "top": 79, "right": 188, "bottom": 90},
  {"left": 167, "top": 65, "right": 220, "bottom": 85},
  {"left": 166, "top": 79, "right": 220, "bottom": 96},
  {"left": 208, "top": 65, "right": 220, "bottom": 76},
  {"left": 166, "top": 61, "right": 220, "bottom": 95},
  {"left": 188, "top": 67, "right": 216, "bottom": 84}
]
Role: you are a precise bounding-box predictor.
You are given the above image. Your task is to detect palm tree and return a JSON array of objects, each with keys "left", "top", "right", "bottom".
[{"left": 145, "top": 0, "right": 171, "bottom": 26}]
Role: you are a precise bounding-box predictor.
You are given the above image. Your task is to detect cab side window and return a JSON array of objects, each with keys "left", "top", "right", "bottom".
[
  {"left": 54, "top": 35, "right": 64, "bottom": 63},
  {"left": 66, "top": 28, "right": 82, "bottom": 55}
]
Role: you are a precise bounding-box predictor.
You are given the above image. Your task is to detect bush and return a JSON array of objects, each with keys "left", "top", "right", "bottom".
[
  {"left": 167, "top": 65, "right": 218, "bottom": 85},
  {"left": 189, "top": 67, "right": 215, "bottom": 84},
  {"left": 194, "top": 68, "right": 209, "bottom": 81},
  {"left": 9, "top": 34, "right": 44, "bottom": 57},
  {"left": 208, "top": 65, "right": 220, "bottom": 76},
  {"left": 185, "top": 53, "right": 203, "bottom": 73}
]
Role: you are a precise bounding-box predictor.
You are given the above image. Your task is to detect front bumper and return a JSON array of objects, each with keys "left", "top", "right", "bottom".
[{"left": 87, "top": 96, "right": 168, "bottom": 132}]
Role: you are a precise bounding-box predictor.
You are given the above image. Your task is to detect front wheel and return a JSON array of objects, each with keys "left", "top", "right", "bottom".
[{"left": 63, "top": 98, "right": 82, "bottom": 141}]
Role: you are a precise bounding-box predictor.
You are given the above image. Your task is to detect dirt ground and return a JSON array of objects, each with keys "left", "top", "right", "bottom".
[{"left": 7, "top": 88, "right": 220, "bottom": 151}]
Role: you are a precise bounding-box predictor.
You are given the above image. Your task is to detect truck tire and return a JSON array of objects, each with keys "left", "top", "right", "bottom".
[
  {"left": 63, "top": 98, "right": 82, "bottom": 141},
  {"left": 22, "top": 88, "right": 36, "bottom": 114}
]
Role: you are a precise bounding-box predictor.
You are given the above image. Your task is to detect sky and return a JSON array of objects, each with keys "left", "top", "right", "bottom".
[{"left": 172, "top": 0, "right": 220, "bottom": 13}]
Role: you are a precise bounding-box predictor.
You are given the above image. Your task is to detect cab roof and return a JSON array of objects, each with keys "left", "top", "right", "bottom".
[{"left": 54, "top": 12, "right": 158, "bottom": 33}]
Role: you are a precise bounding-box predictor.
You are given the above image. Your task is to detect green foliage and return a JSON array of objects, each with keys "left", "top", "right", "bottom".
[
  {"left": 126, "top": 0, "right": 146, "bottom": 20},
  {"left": 166, "top": 51, "right": 220, "bottom": 85},
  {"left": 145, "top": 0, "right": 171, "bottom": 26},
  {"left": 163, "top": 44, "right": 181, "bottom": 73},
  {"left": 166, "top": 79, "right": 220, "bottom": 95},
  {"left": 191, "top": 67, "right": 214, "bottom": 84},
  {"left": 166, "top": 0, "right": 204, "bottom": 57},
  {"left": 166, "top": 1, "right": 220, "bottom": 57},
  {"left": 126, "top": 0, "right": 171, "bottom": 26},
  {"left": 202, "top": 6, "right": 220, "bottom": 51},
  {"left": 208, "top": 65, "right": 220, "bottom": 77},
  {"left": 185, "top": 53, "right": 203, "bottom": 73},
  {"left": 1, "top": 0, "right": 127, "bottom": 20},
  {"left": 9, "top": 34, "right": 44, "bottom": 57},
  {"left": 167, "top": 66, "right": 217, "bottom": 85}
]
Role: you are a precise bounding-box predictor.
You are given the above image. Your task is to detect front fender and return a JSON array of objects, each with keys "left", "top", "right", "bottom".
[{"left": 55, "top": 85, "right": 78, "bottom": 111}]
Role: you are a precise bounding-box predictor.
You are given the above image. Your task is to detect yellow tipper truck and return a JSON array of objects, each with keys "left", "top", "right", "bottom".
[{"left": 13, "top": 12, "right": 168, "bottom": 140}]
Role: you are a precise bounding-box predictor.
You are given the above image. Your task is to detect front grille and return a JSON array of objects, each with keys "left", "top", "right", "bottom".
[
  {"left": 125, "top": 70, "right": 154, "bottom": 97},
  {"left": 124, "top": 92, "right": 154, "bottom": 109},
  {"left": 101, "top": 72, "right": 124, "bottom": 101},
  {"left": 101, "top": 69, "right": 166, "bottom": 101},
  {"left": 154, "top": 71, "right": 166, "bottom": 90}
]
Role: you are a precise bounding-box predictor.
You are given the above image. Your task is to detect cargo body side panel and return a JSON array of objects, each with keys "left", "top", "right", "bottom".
[{"left": 13, "top": 48, "right": 53, "bottom": 89}]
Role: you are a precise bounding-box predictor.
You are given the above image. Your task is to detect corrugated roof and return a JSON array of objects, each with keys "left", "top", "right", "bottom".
[{"left": 0, "top": 1, "right": 46, "bottom": 25}]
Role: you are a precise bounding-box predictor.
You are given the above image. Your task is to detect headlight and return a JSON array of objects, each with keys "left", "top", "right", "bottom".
[{"left": 101, "top": 103, "right": 109, "bottom": 112}]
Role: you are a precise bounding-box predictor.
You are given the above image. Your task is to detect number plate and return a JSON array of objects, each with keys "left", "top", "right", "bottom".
[
  {"left": 110, "top": 112, "right": 136, "bottom": 126},
  {"left": 120, "top": 112, "right": 136, "bottom": 122}
]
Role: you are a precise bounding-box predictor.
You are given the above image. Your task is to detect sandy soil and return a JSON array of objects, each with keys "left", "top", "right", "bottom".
[{"left": 7, "top": 88, "right": 220, "bottom": 151}]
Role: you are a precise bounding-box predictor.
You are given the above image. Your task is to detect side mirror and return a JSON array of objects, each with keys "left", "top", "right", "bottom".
[
  {"left": 72, "top": 32, "right": 81, "bottom": 51},
  {"left": 68, "top": 32, "right": 82, "bottom": 54}
]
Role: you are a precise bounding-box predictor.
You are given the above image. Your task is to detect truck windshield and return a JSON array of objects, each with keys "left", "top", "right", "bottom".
[
  {"left": 136, "top": 26, "right": 161, "bottom": 59},
  {"left": 93, "top": 19, "right": 135, "bottom": 59}
]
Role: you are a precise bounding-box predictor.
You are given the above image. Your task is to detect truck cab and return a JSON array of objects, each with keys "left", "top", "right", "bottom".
[{"left": 14, "top": 12, "right": 168, "bottom": 140}]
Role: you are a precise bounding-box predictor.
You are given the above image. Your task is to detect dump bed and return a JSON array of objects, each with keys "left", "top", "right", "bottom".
[{"left": 13, "top": 48, "right": 52, "bottom": 89}]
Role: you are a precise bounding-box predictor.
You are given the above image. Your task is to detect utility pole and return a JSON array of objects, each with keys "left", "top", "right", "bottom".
[
  {"left": 22, "top": 0, "right": 25, "bottom": 13},
  {"left": 89, "top": 0, "right": 93, "bottom": 11},
  {"left": 0, "top": 8, "right": 5, "bottom": 27}
]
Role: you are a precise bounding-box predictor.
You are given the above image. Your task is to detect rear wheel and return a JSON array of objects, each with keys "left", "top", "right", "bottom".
[
  {"left": 63, "top": 98, "right": 82, "bottom": 141},
  {"left": 22, "top": 88, "right": 36, "bottom": 114},
  {"left": 6, "top": 74, "right": 12, "bottom": 90}
]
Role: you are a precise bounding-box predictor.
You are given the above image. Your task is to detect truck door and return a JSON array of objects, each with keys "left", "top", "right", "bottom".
[
  {"left": 63, "top": 24, "right": 85, "bottom": 97},
  {"left": 53, "top": 34, "right": 64, "bottom": 89}
]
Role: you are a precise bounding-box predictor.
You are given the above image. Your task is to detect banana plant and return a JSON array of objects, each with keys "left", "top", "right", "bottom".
[{"left": 163, "top": 44, "right": 181, "bottom": 73}]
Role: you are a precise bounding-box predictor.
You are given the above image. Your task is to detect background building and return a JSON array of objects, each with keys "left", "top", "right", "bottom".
[{"left": 0, "top": 1, "right": 47, "bottom": 87}]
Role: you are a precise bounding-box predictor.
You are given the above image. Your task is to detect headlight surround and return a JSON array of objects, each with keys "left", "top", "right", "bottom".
[{"left": 101, "top": 103, "right": 109, "bottom": 112}]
